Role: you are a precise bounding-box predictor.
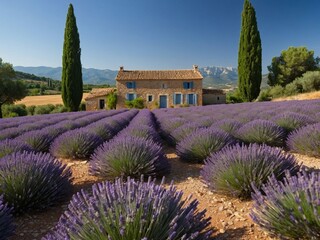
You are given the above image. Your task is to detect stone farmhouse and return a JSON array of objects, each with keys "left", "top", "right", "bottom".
[
  {"left": 85, "top": 88, "right": 116, "bottom": 111},
  {"left": 116, "top": 65, "right": 204, "bottom": 109}
]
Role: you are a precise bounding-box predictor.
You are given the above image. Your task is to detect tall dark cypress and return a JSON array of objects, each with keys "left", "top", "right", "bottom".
[
  {"left": 238, "top": 0, "right": 262, "bottom": 102},
  {"left": 62, "top": 4, "right": 83, "bottom": 111}
]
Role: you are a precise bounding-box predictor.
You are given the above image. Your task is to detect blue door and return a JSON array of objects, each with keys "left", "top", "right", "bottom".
[{"left": 159, "top": 95, "right": 167, "bottom": 108}]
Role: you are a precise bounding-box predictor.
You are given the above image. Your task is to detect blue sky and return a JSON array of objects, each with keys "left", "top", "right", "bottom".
[{"left": 0, "top": 0, "right": 319, "bottom": 73}]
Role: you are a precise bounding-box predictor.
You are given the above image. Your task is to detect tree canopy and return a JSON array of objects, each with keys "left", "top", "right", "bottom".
[
  {"left": 267, "top": 46, "right": 318, "bottom": 87},
  {"left": 62, "top": 4, "right": 83, "bottom": 112},
  {"left": 0, "top": 58, "right": 27, "bottom": 118},
  {"left": 238, "top": 0, "right": 262, "bottom": 102}
]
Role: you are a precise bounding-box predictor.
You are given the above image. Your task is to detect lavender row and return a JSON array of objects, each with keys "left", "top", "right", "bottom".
[
  {"left": 49, "top": 110, "right": 138, "bottom": 159},
  {"left": 90, "top": 109, "right": 170, "bottom": 180},
  {"left": 0, "top": 110, "right": 128, "bottom": 158}
]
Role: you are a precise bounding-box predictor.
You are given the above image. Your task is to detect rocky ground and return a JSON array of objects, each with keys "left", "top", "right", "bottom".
[{"left": 9, "top": 148, "right": 320, "bottom": 240}]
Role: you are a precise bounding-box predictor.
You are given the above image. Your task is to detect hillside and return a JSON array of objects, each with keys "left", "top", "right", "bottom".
[{"left": 272, "top": 91, "right": 320, "bottom": 101}]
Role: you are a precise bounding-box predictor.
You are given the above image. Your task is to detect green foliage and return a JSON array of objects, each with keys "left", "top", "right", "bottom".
[
  {"left": 299, "top": 71, "right": 320, "bottom": 92},
  {"left": 106, "top": 91, "right": 117, "bottom": 109},
  {"left": 268, "top": 47, "right": 318, "bottom": 87},
  {"left": 125, "top": 97, "right": 145, "bottom": 109},
  {"left": 257, "top": 89, "right": 272, "bottom": 101},
  {"left": 238, "top": 0, "right": 262, "bottom": 102},
  {"left": 62, "top": 4, "right": 83, "bottom": 112},
  {"left": 2, "top": 104, "right": 28, "bottom": 118},
  {"left": 226, "top": 89, "right": 244, "bottom": 103},
  {"left": 50, "top": 104, "right": 68, "bottom": 113},
  {"left": 268, "top": 85, "right": 284, "bottom": 98},
  {"left": 0, "top": 58, "right": 28, "bottom": 118},
  {"left": 79, "top": 101, "right": 86, "bottom": 111},
  {"left": 34, "top": 104, "right": 56, "bottom": 115}
]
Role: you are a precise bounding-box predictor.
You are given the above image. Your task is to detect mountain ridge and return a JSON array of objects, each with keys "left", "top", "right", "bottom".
[{"left": 14, "top": 66, "right": 267, "bottom": 88}]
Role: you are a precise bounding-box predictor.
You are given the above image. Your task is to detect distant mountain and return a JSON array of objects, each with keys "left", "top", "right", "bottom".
[
  {"left": 14, "top": 65, "right": 268, "bottom": 89},
  {"left": 14, "top": 66, "right": 118, "bottom": 85}
]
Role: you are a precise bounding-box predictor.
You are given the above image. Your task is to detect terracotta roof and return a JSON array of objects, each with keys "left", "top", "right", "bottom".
[
  {"left": 85, "top": 88, "right": 116, "bottom": 100},
  {"left": 116, "top": 67, "right": 203, "bottom": 81}
]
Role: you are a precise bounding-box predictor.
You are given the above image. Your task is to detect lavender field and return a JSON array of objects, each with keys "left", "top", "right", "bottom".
[{"left": 1, "top": 99, "right": 320, "bottom": 239}]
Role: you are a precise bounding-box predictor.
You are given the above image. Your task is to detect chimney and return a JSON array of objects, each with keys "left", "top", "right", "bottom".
[
  {"left": 193, "top": 65, "right": 198, "bottom": 71},
  {"left": 119, "top": 66, "right": 124, "bottom": 71}
]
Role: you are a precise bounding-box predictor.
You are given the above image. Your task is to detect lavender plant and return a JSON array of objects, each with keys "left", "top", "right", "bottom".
[
  {"left": 15, "top": 130, "right": 54, "bottom": 152},
  {"left": 117, "top": 125, "right": 162, "bottom": 144},
  {"left": 0, "top": 139, "right": 31, "bottom": 158},
  {"left": 201, "top": 144, "right": 300, "bottom": 199},
  {"left": 214, "top": 119, "right": 243, "bottom": 136},
  {"left": 176, "top": 128, "right": 235, "bottom": 163},
  {"left": 0, "top": 152, "right": 72, "bottom": 213},
  {"left": 271, "top": 112, "right": 315, "bottom": 133},
  {"left": 236, "top": 120, "right": 286, "bottom": 147},
  {"left": 251, "top": 171, "right": 320, "bottom": 239},
  {"left": 287, "top": 123, "right": 320, "bottom": 157},
  {"left": 0, "top": 195, "right": 15, "bottom": 239},
  {"left": 44, "top": 177, "right": 212, "bottom": 240},
  {"left": 170, "top": 122, "right": 201, "bottom": 145},
  {"left": 86, "top": 122, "right": 116, "bottom": 141},
  {"left": 90, "top": 136, "right": 170, "bottom": 180},
  {"left": 50, "top": 129, "right": 103, "bottom": 159}
]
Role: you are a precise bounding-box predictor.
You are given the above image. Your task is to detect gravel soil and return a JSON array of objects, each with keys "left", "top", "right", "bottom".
[{"left": 9, "top": 149, "right": 320, "bottom": 240}]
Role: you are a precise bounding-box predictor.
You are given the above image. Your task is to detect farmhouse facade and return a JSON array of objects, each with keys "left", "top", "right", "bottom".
[
  {"left": 116, "top": 65, "right": 203, "bottom": 109},
  {"left": 85, "top": 88, "right": 116, "bottom": 111}
]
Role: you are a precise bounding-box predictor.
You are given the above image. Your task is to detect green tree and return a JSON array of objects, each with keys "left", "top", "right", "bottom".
[
  {"left": 0, "top": 59, "right": 27, "bottom": 118},
  {"left": 268, "top": 47, "right": 318, "bottom": 87},
  {"left": 238, "top": 0, "right": 262, "bottom": 102},
  {"left": 61, "top": 4, "right": 83, "bottom": 111}
]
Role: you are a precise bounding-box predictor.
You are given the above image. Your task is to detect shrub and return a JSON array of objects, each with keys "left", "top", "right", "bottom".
[
  {"left": 106, "top": 91, "right": 117, "bottom": 110},
  {"left": 0, "top": 152, "right": 72, "bottom": 213},
  {"left": 2, "top": 104, "right": 28, "bottom": 118},
  {"left": 50, "top": 104, "right": 68, "bottom": 113},
  {"left": 201, "top": 144, "right": 300, "bottom": 199},
  {"left": 0, "top": 139, "right": 31, "bottom": 158},
  {"left": 0, "top": 127, "right": 21, "bottom": 140},
  {"left": 50, "top": 129, "right": 103, "bottom": 159},
  {"left": 86, "top": 122, "right": 115, "bottom": 141},
  {"left": 0, "top": 195, "right": 15, "bottom": 239},
  {"left": 118, "top": 125, "right": 162, "bottom": 143},
  {"left": 44, "top": 177, "right": 212, "bottom": 239},
  {"left": 79, "top": 101, "right": 86, "bottom": 111},
  {"left": 299, "top": 71, "right": 320, "bottom": 92},
  {"left": 236, "top": 120, "right": 286, "bottom": 147},
  {"left": 283, "top": 80, "right": 303, "bottom": 96},
  {"left": 176, "top": 128, "right": 235, "bottom": 163},
  {"left": 26, "top": 105, "right": 36, "bottom": 115},
  {"left": 198, "top": 117, "right": 216, "bottom": 128},
  {"left": 34, "top": 104, "right": 55, "bottom": 115},
  {"left": 287, "top": 123, "right": 320, "bottom": 157},
  {"left": 251, "top": 171, "right": 320, "bottom": 239},
  {"left": 214, "top": 119, "right": 243, "bottom": 136},
  {"left": 257, "top": 89, "right": 272, "bottom": 102},
  {"left": 125, "top": 97, "right": 145, "bottom": 109},
  {"left": 226, "top": 89, "right": 243, "bottom": 103},
  {"left": 268, "top": 85, "right": 284, "bottom": 98},
  {"left": 90, "top": 136, "right": 170, "bottom": 180},
  {"left": 15, "top": 130, "right": 53, "bottom": 152},
  {"left": 271, "top": 112, "right": 315, "bottom": 133},
  {"left": 170, "top": 123, "right": 201, "bottom": 144}
]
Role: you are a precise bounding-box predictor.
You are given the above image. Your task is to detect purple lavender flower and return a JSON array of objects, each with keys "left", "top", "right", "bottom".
[
  {"left": 0, "top": 152, "right": 72, "bottom": 213},
  {"left": 201, "top": 144, "right": 300, "bottom": 199},
  {"left": 90, "top": 136, "right": 170, "bottom": 179},
  {"left": 271, "top": 112, "right": 315, "bottom": 133},
  {"left": 287, "top": 123, "right": 320, "bottom": 157},
  {"left": 0, "top": 195, "right": 15, "bottom": 239},
  {"left": 176, "top": 128, "right": 235, "bottom": 163},
  {"left": 170, "top": 122, "right": 201, "bottom": 145},
  {"left": 43, "top": 177, "right": 212, "bottom": 239},
  {"left": 251, "top": 171, "right": 320, "bottom": 239},
  {"left": 0, "top": 139, "right": 32, "bottom": 158},
  {"left": 50, "top": 128, "right": 104, "bottom": 159},
  {"left": 236, "top": 120, "right": 286, "bottom": 147},
  {"left": 15, "top": 130, "right": 54, "bottom": 152}
]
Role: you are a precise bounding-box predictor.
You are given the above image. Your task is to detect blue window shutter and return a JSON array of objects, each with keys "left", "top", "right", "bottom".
[
  {"left": 133, "top": 82, "right": 136, "bottom": 89},
  {"left": 126, "top": 93, "right": 129, "bottom": 100},
  {"left": 183, "top": 82, "right": 187, "bottom": 89},
  {"left": 194, "top": 94, "right": 198, "bottom": 106},
  {"left": 191, "top": 82, "right": 194, "bottom": 89},
  {"left": 173, "top": 94, "right": 176, "bottom": 104}
]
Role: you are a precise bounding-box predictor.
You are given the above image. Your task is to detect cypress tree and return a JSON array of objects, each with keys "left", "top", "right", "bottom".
[
  {"left": 238, "top": 0, "right": 262, "bottom": 102},
  {"left": 62, "top": 4, "right": 83, "bottom": 111}
]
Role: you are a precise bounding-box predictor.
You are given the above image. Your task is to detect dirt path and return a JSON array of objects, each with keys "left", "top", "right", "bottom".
[{"left": 9, "top": 149, "right": 320, "bottom": 240}]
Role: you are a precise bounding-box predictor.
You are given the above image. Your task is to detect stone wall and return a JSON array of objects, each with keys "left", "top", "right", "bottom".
[
  {"left": 85, "top": 96, "right": 106, "bottom": 111},
  {"left": 203, "top": 93, "right": 226, "bottom": 105},
  {"left": 116, "top": 79, "right": 203, "bottom": 109}
]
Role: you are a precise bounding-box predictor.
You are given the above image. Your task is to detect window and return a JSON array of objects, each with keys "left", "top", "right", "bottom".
[
  {"left": 99, "top": 99, "right": 105, "bottom": 109},
  {"left": 147, "top": 94, "right": 153, "bottom": 102},
  {"left": 126, "top": 93, "right": 136, "bottom": 101},
  {"left": 161, "top": 83, "right": 168, "bottom": 89},
  {"left": 183, "top": 81, "right": 194, "bottom": 89},
  {"left": 173, "top": 93, "right": 182, "bottom": 105},
  {"left": 126, "top": 81, "right": 136, "bottom": 89},
  {"left": 187, "top": 93, "right": 198, "bottom": 105},
  {"left": 217, "top": 96, "right": 220, "bottom": 101}
]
